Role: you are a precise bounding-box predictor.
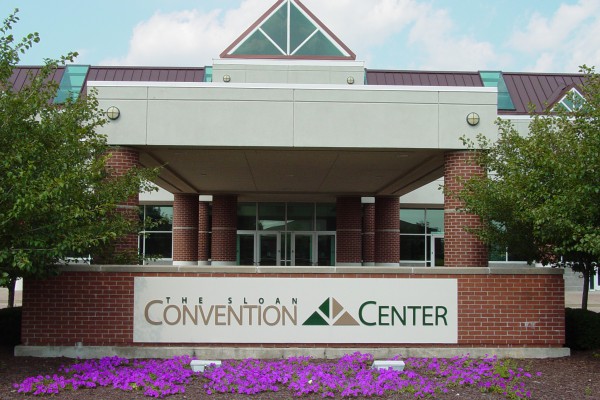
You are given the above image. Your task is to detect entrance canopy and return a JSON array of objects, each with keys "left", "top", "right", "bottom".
[
  {"left": 93, "top": 79, "right": 497, "bottom": 200},
  {"left": 138, "top": 147, "right": 447, "bottom": 201}
]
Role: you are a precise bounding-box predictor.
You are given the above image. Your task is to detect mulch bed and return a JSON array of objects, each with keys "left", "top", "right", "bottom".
[{"left": 0, "top": 346, "right": 598, "bottom": 399}]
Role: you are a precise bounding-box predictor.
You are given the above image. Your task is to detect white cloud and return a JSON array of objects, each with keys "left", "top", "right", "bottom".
[
  {"left": 102, "top": 0, "right": 505, "bottom": 71},
  {"left": 101, "top": 0, "right": 266, "bottom": 66},
  {"left": 277, "top": 0, "right": 506, "bottom": 70},
  {"left": 102, "top": 0, "right": 425, "bottom": 66},
  {"left": 303, "top": 0, "right": 426, "bottom": 53},
  {"left": 406, "top": 7, "right": 507, "bottom": 71},
  {"left": 509, "top": 0, "right": 600, "bottom": 72}
]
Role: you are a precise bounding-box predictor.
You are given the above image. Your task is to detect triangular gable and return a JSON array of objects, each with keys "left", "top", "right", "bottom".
[
  {"left": 221, "top": 0, "right": 355, "bottom": 60},
  {"left": 548, "top": 85, "right": 585, "bottom": 112}
]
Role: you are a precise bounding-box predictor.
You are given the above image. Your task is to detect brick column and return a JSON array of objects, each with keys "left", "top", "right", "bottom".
[
  {"left": 104, "top": 147, "right": 139, "bottom": 263},
  {"left": 444, "top": 151, "right": 488, "bottom": 267},
  {"left": 374, "top": 197, "right": 400, "bottom": 266},
  {"left": 362, "top": 201, "right": 375, "bottom": 266},
  {"left": 198, "top": 201, "right": 210, "bottom": 266},
  {"left": 336, "top": 197, "right": 362, "bottom": 265},
  {"left": 211, "top": 195, "right": 237, "bottom": 266},
  {"left": 172, "top": 193, "right": 199, "bottom": 266}
]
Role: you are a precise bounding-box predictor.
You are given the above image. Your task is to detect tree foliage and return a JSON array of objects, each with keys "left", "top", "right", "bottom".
[
  {"left": 455, "top": 66, "right": 600, "bottom": 309},
  {"left": 0, "top": 10, "right": 157, "bottom": 299}
]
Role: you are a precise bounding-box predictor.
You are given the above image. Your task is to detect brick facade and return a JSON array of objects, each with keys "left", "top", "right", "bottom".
[
  {"left": 211, "top": 195, "right": 237, "bottom": 265},
  {"left": 374, "top": 197, "right": 400, "bottom": 265},
  {"left": 362, "top": 202, "right": 375, "bottom": 265},
  {"left": 444, "top": 151, "right": 488, "bottom": 267},
  {"left": 336, "top": 197, "right": 362, "bottom": 265},
  {"left": 198, "top": 202, "right": 210, "bottom": 265},
  {"left": 172, "top": 193, "right": 199, "bottom": 265},
  {"left": 20, "top": 270, "right": 565, "bottom": 348},
  {"left": 105, "top": 147, "right": 139, "bottom": 261}
]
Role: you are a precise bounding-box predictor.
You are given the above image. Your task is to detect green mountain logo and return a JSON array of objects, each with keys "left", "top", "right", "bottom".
[{"left": 302, "top": 297, "right": 360, "bottom": 326}]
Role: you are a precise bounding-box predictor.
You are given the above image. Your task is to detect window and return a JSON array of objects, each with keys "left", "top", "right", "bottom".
[
  {"left": 554, "top": 88, "right": 585, "bottom": 112},
  {"left": 316, "top": 203, "right": 336, "bottom": 231},
  {"left": 236, "top": 202, "right": 336, "bottom": 266},
  {"left": 226, "top": 0, "right": 351, "bottom": 58},
  {"left": 139, "top": 205, "right": 173, "bottom": 261},
  {"left": 54, "top": 65, "right": 89, "bottom": 103},
  {"left": 287, "top": 203, "right": 314, "bottom": 231},
  {"left": 479, "top": 71, "right": 515, "bottom": 111},
  {"left": 204, "top": 66, "right": 213, "bottom": 82},
  {"left": 400, "top": 208, "right": 444, "bottom": 265}
]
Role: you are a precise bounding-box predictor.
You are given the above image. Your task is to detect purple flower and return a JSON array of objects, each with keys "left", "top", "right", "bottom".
[{"left": 13, "top": 352, "right": 539, "bottom": 398}]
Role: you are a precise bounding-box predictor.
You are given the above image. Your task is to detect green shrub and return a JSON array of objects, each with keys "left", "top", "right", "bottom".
[
  {"left": 565, "top": 307, "right": 600, "bottom": 350},
  {"left": 0, "top": 306, "right": 21, "bottom": 346}
]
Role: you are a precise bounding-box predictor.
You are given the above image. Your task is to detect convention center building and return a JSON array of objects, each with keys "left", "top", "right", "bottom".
[{"left": 13, "top": 0, "right": 582, "bottom": 358}]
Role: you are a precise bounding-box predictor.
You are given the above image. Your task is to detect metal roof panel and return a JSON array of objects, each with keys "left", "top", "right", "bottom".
[
  {"left": 501, "top": 72, "right": 585, "bottom": 114},
  {"left": 366, "top": 70, "right": 483, "bottom": 87}
]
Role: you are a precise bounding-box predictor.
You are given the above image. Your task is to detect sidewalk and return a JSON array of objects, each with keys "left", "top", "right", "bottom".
[
  {"left": 565, "top": 290, "right": 600, "bottom": 312},
  {"left": 2, "top": 288, "right": 600, "bottom": 310}
]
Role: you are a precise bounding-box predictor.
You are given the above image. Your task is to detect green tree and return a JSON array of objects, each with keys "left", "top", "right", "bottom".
[
  {"left": 452, "top": 66, "right": 600, "bottom": 310},
  {"left": 0, "top": 10, "right": 157, "bottom": 307}
]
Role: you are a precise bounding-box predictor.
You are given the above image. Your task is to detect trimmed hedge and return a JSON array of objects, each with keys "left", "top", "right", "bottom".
[
  {"left": 0, "top": 306, "right": 21, "bottom": 346},
  {"left": 565, "top": 307, "right": 600, "bottom": 351}
]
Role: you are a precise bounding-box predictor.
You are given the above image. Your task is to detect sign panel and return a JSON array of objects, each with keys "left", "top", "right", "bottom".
[{"left": 134, "top": 278, "right": 457, "bottom": 343}]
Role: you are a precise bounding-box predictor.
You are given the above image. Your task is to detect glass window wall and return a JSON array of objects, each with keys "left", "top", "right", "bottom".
[
  {"left": 400, "top": 208, "right": 444, "bottom": 265},
  {"left": 238, "top": 202, "right": 336, "bottom": 266},
  {"left": 139, "top": 205, "right": 173, "bottom": 261},
  {"left": 287, "top": 203, "right": 314, "bottom": 231}
]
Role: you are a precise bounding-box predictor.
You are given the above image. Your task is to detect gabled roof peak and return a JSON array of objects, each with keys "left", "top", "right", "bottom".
[{"left": 221, "top": 0, "right": 355, "bottom": 60}]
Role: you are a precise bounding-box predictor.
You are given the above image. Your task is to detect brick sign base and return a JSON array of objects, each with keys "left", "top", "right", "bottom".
[{"left": 18, "top": 265, "right": 566, "bottom": 358}]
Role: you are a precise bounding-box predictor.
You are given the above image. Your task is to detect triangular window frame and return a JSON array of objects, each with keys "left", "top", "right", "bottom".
[
  {"left": 221, "top": 0, "right": 355, "bottom": 60},
  {"left": 552, "top": 87, "right": 586, "bottom": 112}
]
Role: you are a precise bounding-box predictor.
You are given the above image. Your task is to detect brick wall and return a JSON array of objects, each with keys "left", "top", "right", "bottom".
[
  {"left": 211, "top": 195, "right": 237, "bottom": 263},
  {"left": 173, "top": 193, "right": 199, "bottom": 263},
  {"left": 198, "top": 202, "right": 210, "bottom": 263},
  {"left": 362, "top": 203, "right": 375, "bottom": 265},
  {"left": 21, "top": 270, "right": 565, "bottom": 348},
  {"left": 105, "top": 147, "right": 139, "bottom": 259},
  {"left": 444, "top": 151, "right": 488, "bottom": 267},
  {"left": 336, "top": 197, "right": 362, "bottom": 264},
  {"left": 453, "top": 274, "right": 565, "bottom": 345},
  {"left": 374, "top": 197, "right": 400, "bottom": 265}
]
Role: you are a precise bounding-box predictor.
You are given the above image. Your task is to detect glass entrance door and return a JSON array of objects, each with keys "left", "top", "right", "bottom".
[
  {"left": 293, "top": 233, "right": 313, "bottom": 266},
  {"left": 237, "top": 234, "right": 255, "bottom": 265},
  {"left": 317, "top": 234, "right": 335, "bottom": 266},
  {"left": 430, "top": 235, "right": 444, "bottom": 267},
  {"left": 248, "top": 231, "right": 336, "bottom": 266},
  {"left": 258, "top": 233, "right": 279, "bottom": 266}
]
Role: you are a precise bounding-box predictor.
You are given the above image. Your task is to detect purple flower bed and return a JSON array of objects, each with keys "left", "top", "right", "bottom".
[
  {"left": 13, "top": 356, "right": 194, "bottom": 397},
  {"left": 13, "top": 352, "right": 539, "bottom": 398}
]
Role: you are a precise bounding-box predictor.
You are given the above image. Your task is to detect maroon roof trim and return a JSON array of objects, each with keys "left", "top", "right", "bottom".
[{"left": 219, "top": 54, "right": 354, "bottom": 61}]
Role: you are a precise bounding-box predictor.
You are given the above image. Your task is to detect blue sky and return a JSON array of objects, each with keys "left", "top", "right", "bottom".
[{"left": 1, "top": 0, "right": 598, "bottom": 72}]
